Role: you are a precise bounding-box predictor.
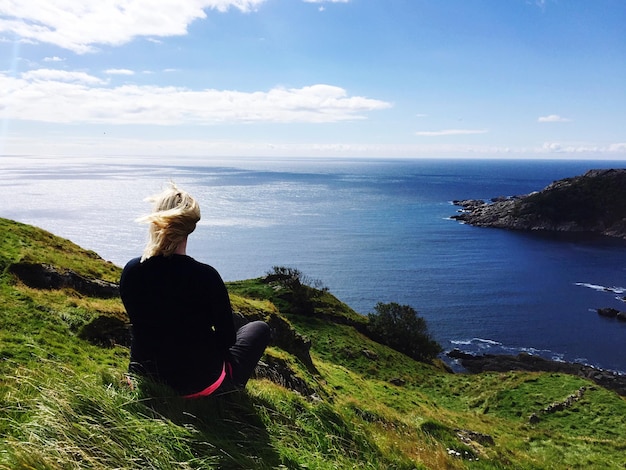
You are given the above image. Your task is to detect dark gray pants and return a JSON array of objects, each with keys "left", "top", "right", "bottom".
[{"left": 223, "top": 320, "right": 271, "bottom": 390}]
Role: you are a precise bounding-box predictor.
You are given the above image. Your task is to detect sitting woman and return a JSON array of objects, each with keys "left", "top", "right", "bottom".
[{"left": 120, "top": 183, "right": 270, "bottom": 398}]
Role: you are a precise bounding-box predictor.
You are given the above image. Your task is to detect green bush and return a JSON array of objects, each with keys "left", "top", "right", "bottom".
[
  {"left": 366, "top": 302, "right": 442, "bottom": 362},
  {"left": 264, "top": 266, "right": 327, "bottom": 315}
]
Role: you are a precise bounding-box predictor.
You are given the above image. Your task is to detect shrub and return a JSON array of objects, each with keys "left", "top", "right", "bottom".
[
  {"left": 264, "top": 266, "right": 327, "bottom": 315},
  {"left": 265, "top": 266, "right": 327, "bottom": 291},
  {"left": 367, "top": 302, "right": 442, "bottom": 362}
]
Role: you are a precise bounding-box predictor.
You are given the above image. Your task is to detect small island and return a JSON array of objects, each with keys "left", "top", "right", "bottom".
[{"left": 452, "top": 168, "right": 626, "bottom": 240}]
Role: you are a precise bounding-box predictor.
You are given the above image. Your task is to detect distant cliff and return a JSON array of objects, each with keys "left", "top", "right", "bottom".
[{"left": 452, "top": 169, "right": 626, "bottom": 240}]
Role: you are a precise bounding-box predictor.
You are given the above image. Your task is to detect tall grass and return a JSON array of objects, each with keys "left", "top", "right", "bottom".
[
  {"left": 0, "top": 360, "right": 420, "bottom": 469},
  {"left": 1, "top": 362, "right": 221, "bottom": 469},
  {"left": 2, "top": 218, "right": 626, "bottom": 469}
]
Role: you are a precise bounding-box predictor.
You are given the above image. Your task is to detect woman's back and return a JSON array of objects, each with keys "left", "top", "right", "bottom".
[{"left": 120, "top": 254, "right": 236, "bottom": 395}]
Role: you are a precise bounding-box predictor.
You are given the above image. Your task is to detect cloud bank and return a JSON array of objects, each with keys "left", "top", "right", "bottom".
[
  {"left": 0, "top": 70, "right": 391, "bottom": 124},
  {"left": 0, "top": 0, "right": 267, "bottom": 53}
]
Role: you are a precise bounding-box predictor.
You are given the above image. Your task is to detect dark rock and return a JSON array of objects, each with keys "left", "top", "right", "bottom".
[
  {"left": 597, "top": 307, "right": 626, "bottom": 321},
  {"left": 362, "top": 349, "right": 378, "bottom": 360},
  {"left": 389, "top": 377, "right": 406, "bottom": 386},
  {"left": 79, "top": 315, "right": 131, "bottom": 347},
  {"left": 447, "top": 350, "right": 626, "bottom": 396},
  {"left": 543, "top": 387, "right": 586, "bottom": 414},
  {"left": 455, "top": 429, "right": 495, "bottom": 446},
  {"left": 233, "top": 309, "right": 316, "bottom": 373},
  {"left": 447, "top": 349, "right": 476, "bottom": 360},
  {"left": 9, "top": 262, "right": 119, "bottom": 298},
  {"left": 266, "top": 314, "right": 315, "bottom": 372},
  {"left": 597, "top": 307, "right": 619, "bottom": 318},
  {"left": 452, "top": 199, "right": 486, "bottom": 211},
  {"left": 451, "top": 169, "right": 626, "bottom": 240},
  {"left": 253, "top": 356, "right": 315, "bottom": 397}
]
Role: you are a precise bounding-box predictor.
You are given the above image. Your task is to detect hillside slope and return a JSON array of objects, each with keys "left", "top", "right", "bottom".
[{"left": 1, "top": 217, "right": 626, "bottom": 469}]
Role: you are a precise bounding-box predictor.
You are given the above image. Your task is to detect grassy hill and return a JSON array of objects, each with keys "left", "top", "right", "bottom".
[{"left": 1, "top": 217, "right": 625, "bottom": 469}]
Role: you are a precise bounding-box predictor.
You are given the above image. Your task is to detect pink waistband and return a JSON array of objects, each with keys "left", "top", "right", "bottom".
[{"left": 183, "top": 362, "right": 227, "bottom": 399}]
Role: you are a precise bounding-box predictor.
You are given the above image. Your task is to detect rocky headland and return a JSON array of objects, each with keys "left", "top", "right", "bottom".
[
  {"left": 452, "top": 168, "right": 626, "bottom": 240},
  {"left": 447, "top": 168, "right": 626, "bottom": 396}
]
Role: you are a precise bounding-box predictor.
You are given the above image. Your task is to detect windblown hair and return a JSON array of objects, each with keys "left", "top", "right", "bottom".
[{"left": 138, "top": 183, "right": 201, "bottom": 261}]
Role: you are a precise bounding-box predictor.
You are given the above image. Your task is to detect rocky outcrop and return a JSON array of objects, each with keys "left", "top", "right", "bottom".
[
  {"left": 447, "top": 349, "right": 626, "bottom": 396},
  {"left": 253, "top": 356, "right": 316, "bottom": 397},
  {"left": 233, "top": 311, "right": 316, "bottom": 373},
  {"left": 528, "top": 386, "right": 587, "bottom": 424},
  {"left": 79, "top": 315, "right": 131, "bottom": 347},
  {"left": 9, "top": 262, "right": 120, "bottom": 298},
  {"left": 597, "top": 307, "right": 626, "bottom": 321},
  {"left": 452, "top": 169, "right": 626, "bottom": 240},
  {"left": 265, "top": 315, "right": 315, "bottom": 372}
]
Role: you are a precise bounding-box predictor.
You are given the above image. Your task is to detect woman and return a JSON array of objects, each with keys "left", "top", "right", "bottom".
[{"left": 120, "top": 183, "right": 270, "bottom": 397}]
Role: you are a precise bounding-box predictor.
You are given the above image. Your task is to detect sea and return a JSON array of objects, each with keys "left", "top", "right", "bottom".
[{"left": 2, "top": 155, "right": 625, "bottom": 373}]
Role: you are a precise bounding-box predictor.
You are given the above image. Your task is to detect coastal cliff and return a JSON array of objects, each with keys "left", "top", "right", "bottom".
[
  {"left": 2, "top": 217, "right": 626, "bottom": 469},
  {"left": 452, "top": 168, "right": 626, "bottom": 240}
]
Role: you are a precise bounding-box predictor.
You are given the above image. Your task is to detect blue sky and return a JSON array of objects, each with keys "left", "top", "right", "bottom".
[{"left": 1, "top": 0, "right": 625, "bottom": 159}]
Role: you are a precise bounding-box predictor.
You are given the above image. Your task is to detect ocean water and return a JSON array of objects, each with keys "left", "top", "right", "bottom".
[{"left": 2, "top": 156, "right": 625, "bottom": 373}]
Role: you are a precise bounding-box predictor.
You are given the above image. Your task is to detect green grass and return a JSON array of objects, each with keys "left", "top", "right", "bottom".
[
  {"left": 1, "top": 218, "right": 626, "bottom": 469},
  {"left": 1, "top": 217, "right": 120, "bottom": 282}
]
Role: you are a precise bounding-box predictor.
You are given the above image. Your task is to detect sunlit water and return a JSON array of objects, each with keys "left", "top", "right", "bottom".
[{"left": 2, "top": 156, "right": 625, "bottom": 372}]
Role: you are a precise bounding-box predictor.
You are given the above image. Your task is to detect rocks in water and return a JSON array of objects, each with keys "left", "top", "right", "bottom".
[
  {"left": 597, "top": 307, "right": 619, "bottom": 318},
  {"left": 451, "top": 169, "right": 626, "bottom": 240},
  {"left": 597, "top": 307, "right": 626, "bottom": 321},
  {"left": 452, "top": 199, "right": 486, "bottom": 211}
]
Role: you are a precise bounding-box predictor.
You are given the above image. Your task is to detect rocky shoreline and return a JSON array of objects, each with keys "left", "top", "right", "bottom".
[
  {"left": 447, "top": 349, "right": 626, "bottom": 396},
  {"left": 451, "top": 169, "right": 626, "bottom": 240},
  {"left": 448, "top": 169, "right": 626, "bottom": 396}
]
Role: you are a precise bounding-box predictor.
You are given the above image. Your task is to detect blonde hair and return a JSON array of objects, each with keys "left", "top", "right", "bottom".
[{"left": 138, "top": 183, "right": 201, "bottom": 261}]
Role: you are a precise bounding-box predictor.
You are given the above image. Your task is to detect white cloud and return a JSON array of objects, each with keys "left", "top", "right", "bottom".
[
  {"left": 43, "top": 56, "right": 64, "bottom": 62},
  {"left": 0, "top": 0, "right": 267, "bottom": 54},
  {"left": 3, "top": 134, "right": 625, "bottom": 159},
  {"left": 105, "top": 69, "right": 135, "bottom": 75},
  {"left": 415, "top": 129, "right": 488, "bottom": 137},
  {"left": 609, "top": 143, "right": 626, "bottom": 152},
  {"left": 542, "top": 142, "right": 563, "bottom": 152},
  {"left": 21, "top": 68, "right": 107, "bottom": 85},
  {"left": 541, "top": 142, "right": 626, "bottom": 154},
  {"left": 538, "top": 114, "right": 571, "bottom": 122},
  {"left": 0, "top": 70, "right": 391, "bottom": 125}
]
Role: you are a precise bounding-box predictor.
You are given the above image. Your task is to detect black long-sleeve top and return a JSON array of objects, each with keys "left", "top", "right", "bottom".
[{"left": 119, "top": 255, "right": 236, "bottom": 395}]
